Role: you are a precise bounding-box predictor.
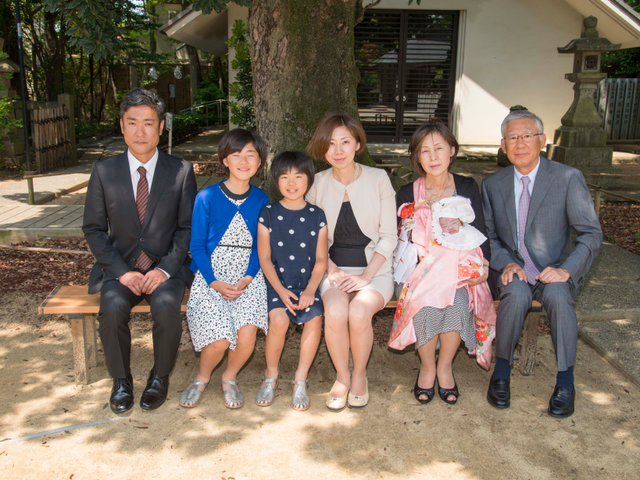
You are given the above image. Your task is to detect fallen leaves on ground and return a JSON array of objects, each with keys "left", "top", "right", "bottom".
[
  {"left": 0, "top": 239, "right": 92, "bottom": 293},
  {"left": 599, "top": 202, "right": 640, "bottom": 257},
  {"left": 193, "top": 160, "right": 225, "bottom": 177}
]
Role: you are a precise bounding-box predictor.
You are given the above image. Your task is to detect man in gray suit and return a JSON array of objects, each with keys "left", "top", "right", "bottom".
[
  {"left": 481, "top": 110, "right": 602, "bottom": 418},
  {"left": 83, "top": 88, "right": 196, "bottom": 414}
]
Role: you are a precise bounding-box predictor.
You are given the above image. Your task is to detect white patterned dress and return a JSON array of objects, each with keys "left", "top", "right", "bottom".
[{"left": 186, "top": 192, "right": 268, "bottom": 351}]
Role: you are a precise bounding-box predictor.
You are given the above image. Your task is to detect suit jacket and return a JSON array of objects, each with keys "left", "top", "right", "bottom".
[
  {"left": 481, "top": 155, "right": 602, "bottom": 287},
  {"left": 83, "top": 150, "right": 197, "bottom": 294},
  {"left": 306, "top": 164, "right": 398, "bottom": 275}
]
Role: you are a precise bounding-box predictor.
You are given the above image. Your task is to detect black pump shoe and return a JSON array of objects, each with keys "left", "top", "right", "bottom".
[
  {"left": 110, "top": 374, "right": 134, "bottom": 414},
  {"left": 437, "top": 373, "right": 460, "bottom": 405},
  {"left": 413, "top": 370, "right": 435, "bottom": 404}
]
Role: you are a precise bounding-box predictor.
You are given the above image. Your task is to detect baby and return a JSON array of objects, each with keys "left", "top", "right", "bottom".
[{"left": 432, "top": 196, "right": 487, "bottom": 256}]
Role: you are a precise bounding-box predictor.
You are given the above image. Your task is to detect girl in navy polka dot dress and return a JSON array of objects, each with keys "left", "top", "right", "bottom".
[{"left": 256, "top": 151, "right": 328, "bottom": 411}]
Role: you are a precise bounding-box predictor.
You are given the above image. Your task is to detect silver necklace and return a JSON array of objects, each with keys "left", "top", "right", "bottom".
[{"left": 331, "top": 163, "right": 360, "bottom": 195}]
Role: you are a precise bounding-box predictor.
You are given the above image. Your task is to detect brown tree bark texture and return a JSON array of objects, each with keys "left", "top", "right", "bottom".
[{"left": 248, "top": 0, "right": 374, "bottom": 187}]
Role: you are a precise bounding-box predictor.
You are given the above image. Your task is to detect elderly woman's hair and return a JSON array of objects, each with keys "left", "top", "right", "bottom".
[
  {"left": 217, "top": 128, "right": 268, "bottom": 176},
  {"left": 306, "top": 113, "right": 366, "bottom": 161},
  {"left": 271, "top": 151, "right": 316, "bottom": 195},
  {"left": 120, "top": 88, "right": 165, "bottom": 121},
  {"left": 408, "top": 120, "right": 459, "bottom": 176},
  {"left": 500, "top": 110, "right": 544, "bottom": 137}
]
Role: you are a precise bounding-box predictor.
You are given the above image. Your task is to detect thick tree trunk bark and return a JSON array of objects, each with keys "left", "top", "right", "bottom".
[{"left": 248, "top": 0, "right": 374, "bottom": 193}]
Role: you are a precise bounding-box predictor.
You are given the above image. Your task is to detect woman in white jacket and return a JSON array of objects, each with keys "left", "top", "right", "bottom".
[{"left": 306, "top": 113, "right": 397, "bottom": 410}]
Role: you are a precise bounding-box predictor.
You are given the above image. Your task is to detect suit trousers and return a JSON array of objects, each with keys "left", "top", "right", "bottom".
[
  {"left": 98, "top": 278, "right": 185, "bottom": 379},
  {"left": 495, "top": 276, "right": 578, "bottom": 372}
]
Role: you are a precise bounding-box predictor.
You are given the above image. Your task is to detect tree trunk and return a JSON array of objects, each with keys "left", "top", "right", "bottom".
[{"left": 248, "top": 0, "right": 374, "bottom": 195}]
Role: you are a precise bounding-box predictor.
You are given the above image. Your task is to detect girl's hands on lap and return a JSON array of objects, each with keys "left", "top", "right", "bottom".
[
  {"left": 210, "top": 280, "right": 244, "bottom": 300},
  {"left": 277, "top": 288, "right": 299, "bottom": 316},
  {"left": 297, "top": 289, "right": 315, "bottom": 310},
  {"left": 235, "top": 275, "right": 253, "bottom": 291},
  {"left": 339, "top": 274, "right": 371, "bottom": 293},
  {"left": 210, "top": 276, "right": 253, "bottom": 300}
]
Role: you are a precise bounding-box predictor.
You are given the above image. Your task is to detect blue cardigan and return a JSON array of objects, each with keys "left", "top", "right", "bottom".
[{"left": 190, "top": 181, "right": 269, "bottom": 286}]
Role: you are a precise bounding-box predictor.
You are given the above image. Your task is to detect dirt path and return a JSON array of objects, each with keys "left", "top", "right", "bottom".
[{"left": 1, "top": 292, "right": 639, "bottom": 479}]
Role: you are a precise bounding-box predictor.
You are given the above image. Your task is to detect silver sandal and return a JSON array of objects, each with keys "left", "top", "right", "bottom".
[
  {"left": 222, "top": 379, "right": 244, "bottom": 409},
  {"left": 255, "top": 376, "right": 279, "bottom": 407},
  {"left": 179, "top": 378, "right": 208, "bottom": 408},
  {"left": 292, "top": 379, "right": 310, "bottom": 411}
]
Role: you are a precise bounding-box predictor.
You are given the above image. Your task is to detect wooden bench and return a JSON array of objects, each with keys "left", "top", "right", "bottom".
[
  {"left": 39, "top": 287, "right": 541, "bottom": 384},
  {"left": 38, "top": 286, "right": 190, "bottom": 385}
]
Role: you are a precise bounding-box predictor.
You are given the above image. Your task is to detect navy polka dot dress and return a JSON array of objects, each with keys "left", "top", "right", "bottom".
[{"left": 258, "top": 201, "right": 327, "bottom": 324}]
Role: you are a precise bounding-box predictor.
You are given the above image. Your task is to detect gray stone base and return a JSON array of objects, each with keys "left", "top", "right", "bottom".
[{"left": 547, "top": 144, "right": 621, "bottom": 188}]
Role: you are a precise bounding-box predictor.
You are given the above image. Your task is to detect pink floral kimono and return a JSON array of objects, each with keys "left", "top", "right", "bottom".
[{"left": 389, "top": 177, "right": 497, "bottom": 370}]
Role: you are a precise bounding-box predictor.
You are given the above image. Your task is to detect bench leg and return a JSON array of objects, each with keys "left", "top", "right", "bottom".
[
  {"left": 520, "top": 309, "right": 541, "bottom": 376},
  {"left": 69, "top": 314, "right": 98, "bottom": 385}
]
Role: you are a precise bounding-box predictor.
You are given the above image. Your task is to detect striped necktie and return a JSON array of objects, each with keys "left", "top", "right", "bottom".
[
  {"left": 136, "top": 166, "right": 153, "bottom": 272},
  {"left": 518, "top": 176, "right": 540, "bottom": 284}
]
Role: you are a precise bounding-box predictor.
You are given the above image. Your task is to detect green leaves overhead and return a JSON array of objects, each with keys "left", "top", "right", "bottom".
[
  {"left": 192, "top": 0, "right": 252, "bottom": 16},
  {"left": 41, "top": 0, "right": 145, "bottom": 60}
]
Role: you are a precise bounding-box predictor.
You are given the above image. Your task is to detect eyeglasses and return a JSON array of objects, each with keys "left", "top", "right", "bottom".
[{"left": 503, "top": 133, "right": 543, "bottom": 144}]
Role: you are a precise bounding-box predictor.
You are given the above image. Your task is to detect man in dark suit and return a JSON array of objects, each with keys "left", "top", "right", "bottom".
[
  {"left": 83, "top": 88, "right": 197, "bottom": 413},
  {"left": 482, "top": 110, "right": 602, "bottom": 418}
]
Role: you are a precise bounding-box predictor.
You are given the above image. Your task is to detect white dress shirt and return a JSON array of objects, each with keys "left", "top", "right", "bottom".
[{"left": 513, "top": 156, "right": 541, "bottom": 238}]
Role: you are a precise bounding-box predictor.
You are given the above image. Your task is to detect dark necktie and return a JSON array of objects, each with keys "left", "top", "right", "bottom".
[
  {"left": 518, "top": 176, "right": 540, "bottom": 284},
  {"left": 136, "top": 166, "right": 153, "bottom": 272}
]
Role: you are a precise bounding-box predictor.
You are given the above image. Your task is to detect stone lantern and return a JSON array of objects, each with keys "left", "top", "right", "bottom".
[{"left": 547, "top": 16, "right": 621, "bottom": 187}]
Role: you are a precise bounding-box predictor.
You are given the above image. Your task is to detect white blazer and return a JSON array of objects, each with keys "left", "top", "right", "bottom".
[{"left": 306, "top": 164, "right": 398, "bottom": 275}]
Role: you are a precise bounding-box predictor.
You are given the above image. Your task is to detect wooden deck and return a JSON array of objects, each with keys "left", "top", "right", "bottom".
[{"left": 0, "top": 176, "right": 224, "bottom": 240}]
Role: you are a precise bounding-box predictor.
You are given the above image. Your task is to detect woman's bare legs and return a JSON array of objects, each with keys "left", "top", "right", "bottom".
[
  {"left": 348, "top": 289, "right": 385, "bottom": 396},
  {"left": 322, "top": 288, "right": 352, "bottom": 397},
  {"left": 294, "top": 315, "right": 323, "bottom": 382},
  {"left": 416, "top": 336, "right": 438, "bottom": 401},
  {"left": 436, "top": 330, "right": 462, "bottom": 402}
]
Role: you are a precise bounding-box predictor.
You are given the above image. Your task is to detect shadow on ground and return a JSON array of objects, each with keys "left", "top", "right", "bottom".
[{"left": 0, "top": 292, "right": 639, "bottom": 479}]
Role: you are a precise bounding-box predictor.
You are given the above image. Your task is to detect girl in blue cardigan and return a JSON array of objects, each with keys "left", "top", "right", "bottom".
[{"left": 180, "top": 129, "right": 269, "bottom": 409}]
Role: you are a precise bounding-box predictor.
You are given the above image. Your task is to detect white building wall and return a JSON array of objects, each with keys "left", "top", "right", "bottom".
[{"left": 374, "top": 0, "right": 583, "bottom": 145}]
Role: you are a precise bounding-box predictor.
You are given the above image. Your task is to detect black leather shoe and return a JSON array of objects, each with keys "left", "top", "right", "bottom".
[
  {"left": 110, "top": 375, "right": 134, "bottom": 414},
  {"left": 548, "top": 386, "right": 575, "bottom": 418},
  {"left": 140, "top": 368, "right": 169, "bottom": 410},
  {"left": 487, "top": 378, "right": 510, "bottom": 409}
]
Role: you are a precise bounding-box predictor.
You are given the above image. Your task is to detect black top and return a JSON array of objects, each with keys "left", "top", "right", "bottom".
[
  {"left": 330, "top": 201, "right": 370, "bottom": 267},
  {"left": 220, "top": 182, "right": 252, "bottom": 201},
  {"left": 396, "top": 174, "right": 490, "bottom": 261}
]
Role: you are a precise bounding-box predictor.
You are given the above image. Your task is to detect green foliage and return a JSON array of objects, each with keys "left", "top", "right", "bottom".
[
  {"left": 194, "top": 68, "right": 227, "bottom": 105},
  {"left": 0, "top": 53, "right": 22, "bottom": 150},
  {"left": 42, "top": 0, "right": 145, "bottom": 61},
  {"left": 601, "top": 1, "right": 640, "bottom": 77},
  {"left": 193, "top": 0, "right": 252, "bottom": 15},
  {"left": 159, "top": 110, "right": 212, "bottom": 144},
  {"left": 74, "top": 118, "right": 119, "bottom": 141},
  {"left": 227, "top": 20, "right": 255, "bottom": 129}
]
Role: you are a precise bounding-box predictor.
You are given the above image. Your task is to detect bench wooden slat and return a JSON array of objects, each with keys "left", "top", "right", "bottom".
[
  {"left": 39, "top": 288, "right": 190, "bottom": 314},
  {"left": 39, "top": 284, "right": 544, "bottom": 385}
]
